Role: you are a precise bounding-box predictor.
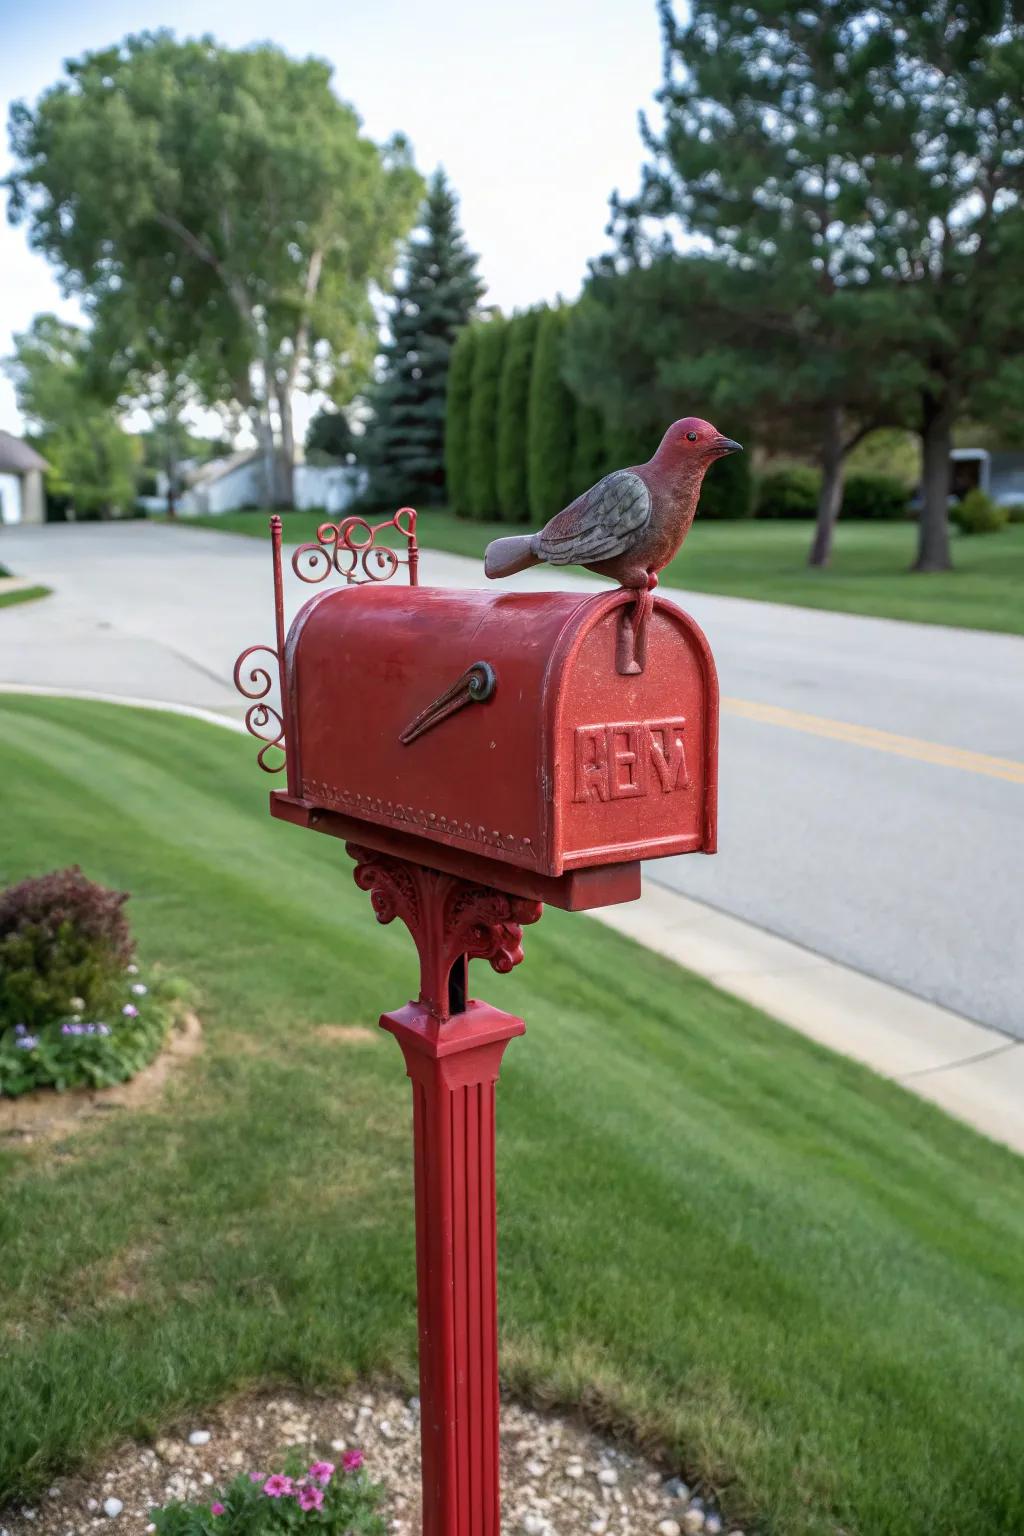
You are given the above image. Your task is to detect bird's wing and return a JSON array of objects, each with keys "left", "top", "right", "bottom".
[{"left": 537, "top": 470, "right": 652, "bottom": 567}]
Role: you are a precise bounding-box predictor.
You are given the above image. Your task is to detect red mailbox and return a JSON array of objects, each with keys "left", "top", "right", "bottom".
[{"left": 235, "top": 513, "right": 719, "bottom": 1535}]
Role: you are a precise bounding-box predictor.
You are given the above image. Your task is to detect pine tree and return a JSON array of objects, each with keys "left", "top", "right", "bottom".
[
  {"left": 466, "top": 317, "right": 506, "bottom": 518},
  {"left": 496, "top": 309, "right": 542, "bottom": 522},
  {"left": 445, "top": 325, "right": 477, "bottom": 517},
  {"left": 363, "top": 169, "right": 484, "bottom": 507},
  {"left": 616, "top": 0, "right": 1024, "bottom": 571},
  {"left": 528, "top": 308, "right": 576, "bottom": 521}
]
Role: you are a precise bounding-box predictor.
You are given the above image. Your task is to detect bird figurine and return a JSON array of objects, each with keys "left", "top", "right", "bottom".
[{"left": 484, "top": 417, "right": 742, "bottom": 672}]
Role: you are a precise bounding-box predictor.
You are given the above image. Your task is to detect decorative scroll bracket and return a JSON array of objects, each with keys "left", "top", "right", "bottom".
[
  {"left": 346, "top": 843, "right": 543, "bottom": 1023},
  {"left": 232, "top": 507, "right": 419, "bottom": 783}
]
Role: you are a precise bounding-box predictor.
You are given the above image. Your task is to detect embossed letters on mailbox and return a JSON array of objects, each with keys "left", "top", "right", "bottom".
[{"left": 573, "top": 718, "right": 689, "bottom": 803}]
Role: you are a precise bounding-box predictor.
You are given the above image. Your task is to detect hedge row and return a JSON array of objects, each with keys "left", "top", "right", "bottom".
[
  {"left": 446, "top": 306, "right": 754, "bottom": 522},
  {"left": 756, "top": 467, "right": 911, "bottom": 520}
]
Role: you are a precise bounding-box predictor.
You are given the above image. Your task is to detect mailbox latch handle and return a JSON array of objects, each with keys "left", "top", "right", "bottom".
[{"left": 399, "top": 660, "right": 497, "bottom": 746}]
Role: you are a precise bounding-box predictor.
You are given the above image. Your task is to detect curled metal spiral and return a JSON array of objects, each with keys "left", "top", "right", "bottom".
[
  {"left": 292, "top": 508, "right": 418, "bottom": 587},
  {"left": 233, "top": 645, "right": 286, "bottom": 774}
]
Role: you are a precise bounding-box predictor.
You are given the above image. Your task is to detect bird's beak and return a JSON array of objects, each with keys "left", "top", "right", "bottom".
[{"left": 713, "top": 436, "right": 743, "bottom": 455}]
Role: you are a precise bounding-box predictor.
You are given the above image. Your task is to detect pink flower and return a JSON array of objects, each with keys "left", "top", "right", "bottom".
[
  {"left": 263, "top": 1474, "right": 294, "bottom": 1497},
  {"left": 249, "top": 1472, "right": 264, "bottom": 1483},
  {"left": 308, "top": 1460, "right": 334, "bottom": 1485},
  {"left": 297, "top": 1486, "right": 324, "bottom": 1511},
  {"left": 342, "top": 1449, "right": 364, "bottom": 1472},
  {"left": 210, "top": 1502, "right": 226, "bottom": 1517}
]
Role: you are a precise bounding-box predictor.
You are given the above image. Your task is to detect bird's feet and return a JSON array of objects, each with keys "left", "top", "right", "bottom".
[{"left": 616, "top": 576, "right": 656, "bottom": 675}]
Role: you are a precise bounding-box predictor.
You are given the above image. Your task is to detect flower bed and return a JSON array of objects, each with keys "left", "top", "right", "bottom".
[
  {"left": 152, "top": 1450, "right": 383, "bottom": 1535},
  {"left": 0, "top": 867, "right": 176, "bottom": 1098}
]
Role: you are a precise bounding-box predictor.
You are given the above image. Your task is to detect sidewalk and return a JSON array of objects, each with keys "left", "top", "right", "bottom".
[{"left": 4, "top": 682, "right": 1021, "bottom": 1158}]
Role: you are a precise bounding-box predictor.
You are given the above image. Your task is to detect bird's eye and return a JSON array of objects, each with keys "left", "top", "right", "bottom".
[{"left": 686, "top": 431, "right": 698, "bottom": 441}]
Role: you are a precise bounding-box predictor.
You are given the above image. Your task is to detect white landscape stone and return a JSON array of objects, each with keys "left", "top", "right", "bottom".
[
  {"left": 102, "top": 1498, "right": 124, "bottom": 1519},
  {"left": 187, "top": 1430, "right": 211, "bottom": 1447},
  {"left": 657, "top": 1522, "right": 682, "bottom": 1536},
  {"left": 681, "top": 1511, "right": 705, "bottom": 1534},
  {"left": 596, "top": 1468, "right": 618, "bottom": 1487}
]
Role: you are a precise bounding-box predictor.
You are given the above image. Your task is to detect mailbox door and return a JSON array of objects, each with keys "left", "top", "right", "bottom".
[{"left": 547, "top": 593, "right": 718, "bottom": 871}]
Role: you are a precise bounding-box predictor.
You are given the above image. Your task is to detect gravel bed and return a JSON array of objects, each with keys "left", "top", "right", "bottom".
[{"left": 0, "top": 1388, "right": 743, "bottom": 1536}]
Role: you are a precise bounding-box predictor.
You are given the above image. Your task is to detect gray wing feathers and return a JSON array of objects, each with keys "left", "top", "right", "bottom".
[{"left": 538, "top": 471, "right": 651, "bottom": 566}]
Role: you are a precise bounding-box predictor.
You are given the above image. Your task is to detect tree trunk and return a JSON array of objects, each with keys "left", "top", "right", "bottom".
[
  {"left": 916, "top": 392, "right": 955, "bottom": 572},
  {"left": 275, "top": 380, "right": 296, "bottom": 510},
  {"left": 808, "top": 403, "right": 845, "bottom": 567}
]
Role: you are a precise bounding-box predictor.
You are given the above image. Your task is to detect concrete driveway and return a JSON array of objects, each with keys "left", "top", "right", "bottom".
[{"left": 3, "top": 518, "right": 1022, "bottom": 1038}]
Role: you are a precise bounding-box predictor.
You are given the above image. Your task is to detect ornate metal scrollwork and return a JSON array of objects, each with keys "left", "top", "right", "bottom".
[
  {"left": 347, "top": 844, "right": 543, "bottom": 1020},
  {"left": 292, "top": 507, "right": 419, "bottom": 588},
  {"left": 233, "top": 644, "right": 286, "bottom": 773}
]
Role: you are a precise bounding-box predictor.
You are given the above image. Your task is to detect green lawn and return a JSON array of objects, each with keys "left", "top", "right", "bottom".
[
  {"left": 0, "top": 584, "right": 51, "bottom": 610},
  {"left": 177, "top": 508, "right": 1024, "bottom": 636},
  {"left": 3, "top": 695, "right": 1024, "bottom": 1535}
]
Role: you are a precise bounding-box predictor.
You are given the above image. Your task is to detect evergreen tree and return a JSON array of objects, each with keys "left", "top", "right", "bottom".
[
  {"left": 363, "top": 169, "right": 484, "bottom": 507},
  {"left": 496, "top": 309, "right": 541, "bottom": 522},
  {"left": 616, "top": 0, "right": 1024, "bottom": 571},
  {"left": 445, "top": 325, "right": 477, "bottom": 517},
  {"left": 528, "top": 307, "right": 576, "bottom": 521},
  {"left": 571, "top": 398, "right": 608, "bottom": 494},
  {"left": 466, "top": 317, "right": 506, "bottom": 518}
]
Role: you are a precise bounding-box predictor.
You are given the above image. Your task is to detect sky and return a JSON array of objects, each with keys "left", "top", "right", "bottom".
[{"left": 0, "top": 0, "right": 666, "bottom": 437}]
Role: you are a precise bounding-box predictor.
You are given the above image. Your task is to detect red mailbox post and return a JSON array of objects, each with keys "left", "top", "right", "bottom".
[{"left": 235, "top": 511, "right": 718, "bottom": 1535}]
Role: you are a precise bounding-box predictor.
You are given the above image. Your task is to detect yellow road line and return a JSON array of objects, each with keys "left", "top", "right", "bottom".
[{"left": 722, "top": 697, "right": 1024, "bottom": 785}]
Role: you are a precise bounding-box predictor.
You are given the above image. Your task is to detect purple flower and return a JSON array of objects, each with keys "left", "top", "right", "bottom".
[
  {"left": 297, "top": 1487, "right": 324, "bottom": 1511},
  {"left": 15, "top": 1035, "right": 38, "bottom": 1050},
  {"left": 249, "top": 1472, "right": 265, "bottom": 1484},
  {"left": 14, "top": 1024, "right": 26, "bottom": 1036},
  {"left": 263, "top": 1475, "right": 293, "bottom": 1498},
  {"left": 122, "top": 1004, "right": 139, "bottom": 1019}
]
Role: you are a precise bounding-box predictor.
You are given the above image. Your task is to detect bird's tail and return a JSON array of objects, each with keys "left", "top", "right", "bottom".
[{"left": 484, "top": 533, "right": 541, "bottom": 579}]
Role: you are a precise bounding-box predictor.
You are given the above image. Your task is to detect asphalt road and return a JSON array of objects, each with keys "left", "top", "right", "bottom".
[{"left": 3, "top": 519, "right": 1022, "bottom": 1037}]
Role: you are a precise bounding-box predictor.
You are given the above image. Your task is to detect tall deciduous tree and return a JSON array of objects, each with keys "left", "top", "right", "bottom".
[
  {"left": 5, "top": 315, "right": 139, "bottom": 517},
  {"left": 6, "top": 32, "right": 422, "bottom": 508},
  {"left": 496, "top": 309, "right": 542, "bottom": 522},
  {"left": 616, "top": 0, "right": 1024, "bottom": 571},
  {"left": 363, "top": 170, "right": 484, "bottom": 507},
  {"left": 528, "top": 307, "right": 575, "bottom": 521},
  {"left": 445, "top": 325, "right": 477, "bottom": 517}
]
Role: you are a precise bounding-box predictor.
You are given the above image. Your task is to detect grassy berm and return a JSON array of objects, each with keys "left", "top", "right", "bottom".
[{"left": 2, "top": 694, "right": 1023, "bottom": 1536}]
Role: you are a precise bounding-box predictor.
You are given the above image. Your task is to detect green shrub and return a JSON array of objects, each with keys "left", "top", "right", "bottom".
[
  {"left": 466, "top": 316, "right": 506, "bottom": 519},
  {"left": 571, "top": 398, "right": 608, "bottom": 498},
  {"left": 528, "top": 307, "right": 576, "bottom": 520},
  {"left": 1005, "top": 501, "right": 1024, "bottom": 524},
  {"left": 841, "top": 472, "right": 910, "bottom": 520},
  {"left": 0, "top": 866, "right": 133, "bottom": 1030},
  {"left": 151, "top": 1451, "right": 385, "bottom": 1535},
  {"left": 756, "top": 466, "right": 820, "bottom": 519},
  {"left": 0, "top": 866, "right": 173, "bottom": 1097},
  {"left": 445, "top": 326, "right": 476, "bottom": 518},
  {"left": 951, "top": 489, "right": 1008, "bottom": 535},
  {"left": 496, "top": 309, "right": 541, "bottom": 522}
]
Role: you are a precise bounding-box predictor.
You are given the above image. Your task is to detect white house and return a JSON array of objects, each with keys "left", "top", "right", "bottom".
[
  {"left": 951, "top": 447, "right": 1024, "bottom": 509},
  {"left": 178, "top": 449, "right": 367, "bottom": 516},
  {"left": 0, "top": 432, "right": 48, "bottom": 525}
]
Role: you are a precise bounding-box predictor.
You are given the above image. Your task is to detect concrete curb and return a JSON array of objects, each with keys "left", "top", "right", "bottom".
[{"left": 4, "top": 685, "right": 1021, "bottom": 1158}]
